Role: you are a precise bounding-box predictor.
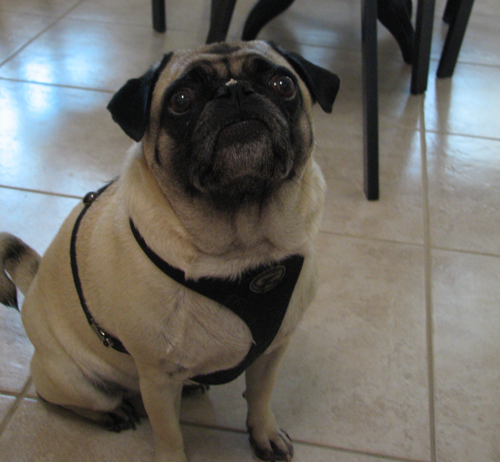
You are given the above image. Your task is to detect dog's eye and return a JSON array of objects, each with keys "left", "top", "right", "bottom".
[
  {"left": 168, "top": 88, "right": 195, "bottom": 114},
  {"left": 269, "top": 75, "right": 296, "bottom": 99}
]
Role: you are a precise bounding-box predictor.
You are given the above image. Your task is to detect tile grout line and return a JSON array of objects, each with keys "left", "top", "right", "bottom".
[
  {"left": 318, "top": 228, "right": 500, "bottom": 260},
  {"left": 0, "top": 76, "right": 115, "bottom": 94},
  {"left": 180, "top": 421, "right": 427, "bottom": 462},
  {"left": 419, "top": 93, "right": 437, "bottom": 462},
  {"left": 318, "top": 228, "right": 425, "bottom": 249},
  {"left": 423, "top": 245, "right": 500, "bottom": 260},
  {"left": 0, "top": 183, "right": 83, "bottom": 200},
  {"left": 0, "top": 21, "right": 56, "bottom": 68},
  {"left": 0, "top": 378, "right": 32, "bottom": 438},
  {"left": 424, "top": 128, "right": 500, "bottom": 143},
  {"left": 0, "top": 0, "right": 88, "bottom": 69},
  {"left": 0, "top": 390, "right": 24, "bottom": 398}
]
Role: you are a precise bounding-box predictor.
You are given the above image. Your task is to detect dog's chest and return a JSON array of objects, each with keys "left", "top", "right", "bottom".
[
  {"left": 176, "top": 255, "right": 304, "bottom": 384},
  {"left": 137, "top": 285, "right": 255, "bottom": 378},
  {"left": 120, "top": 237, "right": 304, "bottom": 384}
]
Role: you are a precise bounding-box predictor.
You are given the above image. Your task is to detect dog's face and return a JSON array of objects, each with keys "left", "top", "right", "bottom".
[{"left": 108, "top": 41, "right": 340, "bottom": 207}]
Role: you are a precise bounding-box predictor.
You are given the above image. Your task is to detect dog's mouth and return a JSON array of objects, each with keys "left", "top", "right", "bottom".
[
  {"left": 215, "top": 119, "right": 268, "bottom": 150},
  {"left": 192, "top": 118, "right": 293, "bottom": 200},
  {"left": 213, "top": 119, "right": 273, "bottom": 178}
]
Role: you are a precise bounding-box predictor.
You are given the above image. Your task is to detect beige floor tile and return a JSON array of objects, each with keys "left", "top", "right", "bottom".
[
  {"left": 0, "top": 397, "right": 412, "bottom": 462},
  {"left": 432, "top": 250, "right": 500, "bottom": 462},
  {"left": 183, "top": 424, "right": 404, "bottom": 462},
  {"left": 0, "top": 307, "right": 32, "bottom": 393},
  {"left": 0, "top": 397, "right": 155, "bottom": 461},
  {"left": 431, "top": 11, "right": 500, "bottom": 67},
  {"left": 0, "top": 393, "right": 16, "bottom": 423},
  {"left": 0, "top": 79, "right": 130, "bottom": 196},
  {"left": 69, "top": 0, "right": 212, "bottom": 35},
  {"left": 229, "top": 0, "right": 361, "bottom": 50},
  {"left": 425, "top": 60, "right": 500, "bottom": 139},
  {"left": 67, "top": 0, "right": 156, "bottom": 27},
  {"left": 0, "top": 187, "right": 79, "bottom": 253},
  {"left": 0, "top": 0, "right": 79, "bottom": 16},
  {"left": 0, "top": 19, "right": 201, "bottom": 91},
  {"left": 182, "top": 233, "right": 431, "bottom": 461},
  {"left": 0, "top": 12, "right": 55, "bottom": 63},
  {"left": 180, "top": 376, "right": 246, "bottom": 432},
  {"left": 316, "top": 125, "right": 423, "bottom": 244},
  {"left": 0, "top": 188, "right": 79, "bottom": 392},
  {"left": 426, "top": 133, "right": 500, "bottom": 256}
]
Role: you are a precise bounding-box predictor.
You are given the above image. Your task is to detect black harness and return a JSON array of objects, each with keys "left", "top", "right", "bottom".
[{"left": 70, "top": 184, "right": 304, "bottom": 385}]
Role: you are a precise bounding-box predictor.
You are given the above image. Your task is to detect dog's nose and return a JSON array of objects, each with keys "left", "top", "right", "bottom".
[{"left": 216, "top": 82, "right": 254, "bottom": 102}]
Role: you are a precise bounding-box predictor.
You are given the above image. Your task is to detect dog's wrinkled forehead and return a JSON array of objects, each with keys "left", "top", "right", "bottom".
[{"left": 153, "top": 42, "right": 292, "bottom": 100}]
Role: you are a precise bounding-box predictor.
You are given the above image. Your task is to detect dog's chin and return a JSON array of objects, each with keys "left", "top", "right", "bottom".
[
  {"left": 205, "top": 176, "right": 280, "bottom": 208},
  {"left": 191, "top": 120, "right": 293, "bottom": 205}
]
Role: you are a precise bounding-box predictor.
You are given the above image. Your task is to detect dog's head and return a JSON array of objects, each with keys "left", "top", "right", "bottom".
[{"left": 108, "top": 41, "right": 340, "bottom": 207}]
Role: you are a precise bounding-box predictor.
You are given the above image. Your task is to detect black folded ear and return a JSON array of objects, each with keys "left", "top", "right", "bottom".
[
  {"left": 107, "top": 52, "right": 173, "bottom": 141},
  {"left": 272, "top": 44, "right": 340, "bottom": 113}
]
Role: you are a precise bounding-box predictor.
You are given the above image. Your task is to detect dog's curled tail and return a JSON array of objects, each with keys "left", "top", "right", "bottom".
[{"left": 0, "top": 233, "right": 41, "bottom": 309}]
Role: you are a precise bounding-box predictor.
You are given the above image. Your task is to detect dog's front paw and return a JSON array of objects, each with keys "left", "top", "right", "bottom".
[{"left": 248, "top": 426, "right": 294, "bottom": 461}]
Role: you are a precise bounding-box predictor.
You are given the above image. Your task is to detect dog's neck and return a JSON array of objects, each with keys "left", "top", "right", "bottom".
[{"left": 121, "top": 145, "right": 324, "bottom": 279}]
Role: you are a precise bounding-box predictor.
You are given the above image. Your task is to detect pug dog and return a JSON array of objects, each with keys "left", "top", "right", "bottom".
[{"left": 0, "top": 41, "right": 339, "bottom": 462}]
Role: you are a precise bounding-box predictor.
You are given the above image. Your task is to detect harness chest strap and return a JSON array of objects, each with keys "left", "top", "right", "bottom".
[{"left": 70, "top": 184, "right": 304, "bottom": 385}]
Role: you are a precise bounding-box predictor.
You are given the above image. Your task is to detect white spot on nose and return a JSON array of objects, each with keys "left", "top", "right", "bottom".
[{"left": 225, "top": 79, "right": 238, "bottom": 86}]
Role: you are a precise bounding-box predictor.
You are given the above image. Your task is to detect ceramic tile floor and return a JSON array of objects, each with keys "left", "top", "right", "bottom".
[{"left": 0, "top": 0, "right": 499, "bottom": 460}]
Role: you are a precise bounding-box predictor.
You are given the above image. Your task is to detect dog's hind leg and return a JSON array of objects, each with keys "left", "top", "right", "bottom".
[{"left": 30, "top": 352, "right": 140, "bottom": 432}]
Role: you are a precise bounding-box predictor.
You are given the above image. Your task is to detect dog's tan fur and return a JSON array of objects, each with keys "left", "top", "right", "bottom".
[{"left": 0, "top": 41, "right": 339, "bottom": 462}]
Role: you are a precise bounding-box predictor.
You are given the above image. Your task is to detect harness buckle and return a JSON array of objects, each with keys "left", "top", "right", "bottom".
[{"left": 89, "top": 318, "right": 114, "bottom": 348}]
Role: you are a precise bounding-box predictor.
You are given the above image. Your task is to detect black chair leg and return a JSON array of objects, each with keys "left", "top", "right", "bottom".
[
  {"left": 206, "top": 0, "right": 238, "bottom": 43},
  {"left": 377, "top": 0, "right": 415, "bottom": 64},
  {"left": 152, "top": 0, "right": 166, "bottom": 33},
  {"left": 242, "top": 0, "right": 295, "bottom": 40},
  {"left": 362, "top": 0, "right": 379, "bottom": 200},
  {"left": 437, "top": 0, "right": 475, "bottom": 78},
  {"left": 410, "top": 0, "right": 436, "bottom": 94},
  {"left": 443, "top": 0, "right": 459, "bottom": 24}
]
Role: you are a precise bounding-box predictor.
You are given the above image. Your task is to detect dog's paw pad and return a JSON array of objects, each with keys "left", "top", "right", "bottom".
[
  {"left": 249, "top": 428, "right": 294, "bottom": 461},
  {"left": 102, "top": 400, "right": 141, "bottom": 432}
]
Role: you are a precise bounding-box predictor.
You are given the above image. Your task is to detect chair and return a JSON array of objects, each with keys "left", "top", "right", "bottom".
[
  {"left": 151, "top": 0, "right": 240, "bottom": 41},
  {"left": 151, "top": 0, "right": 474, "bottom": 200},
  {"left": 437, "top": 0, "right": 476, "bottom": 78}
]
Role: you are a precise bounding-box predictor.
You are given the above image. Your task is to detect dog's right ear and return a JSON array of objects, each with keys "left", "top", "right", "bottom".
[
  {"left": 107, "top": 53, "right": 173, "bottom": 142},
  {"left": 270, "top": 43, "right": 340, "bottom": 114}
]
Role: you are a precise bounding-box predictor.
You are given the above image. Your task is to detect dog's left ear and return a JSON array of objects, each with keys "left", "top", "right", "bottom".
[
  {"left": 107, "top": 53, "right": 173, "bottom": 141},
  {"left": 272, "top": 45, "right": 340, "bottom": 113}
]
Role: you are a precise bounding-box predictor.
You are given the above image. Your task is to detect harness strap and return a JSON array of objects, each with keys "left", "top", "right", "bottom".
[
  {"left": 70, "top": 182, "right": 129, "bottom": 354},
  {"left": 130, "top": 219, "right": 304, "bottom": 385},
  {"left": 71, "top": 183, "right": 304, "bottom": 385}
]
